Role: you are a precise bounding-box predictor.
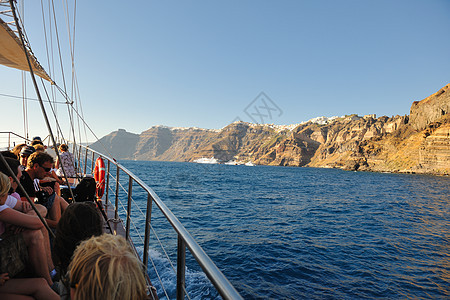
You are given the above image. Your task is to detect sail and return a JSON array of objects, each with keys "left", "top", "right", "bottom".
[{"left": 0, "top": 17, "right": 53, "bottom": 83}]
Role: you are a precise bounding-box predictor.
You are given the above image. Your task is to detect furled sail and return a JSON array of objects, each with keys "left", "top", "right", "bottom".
[{"left": 0, "top": 17, "right": 53, "bottom": 83}]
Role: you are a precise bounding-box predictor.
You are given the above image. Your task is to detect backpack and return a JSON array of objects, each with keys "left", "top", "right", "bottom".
[{"left": 73, "top": 176, "right": 97, "bottom": 202}]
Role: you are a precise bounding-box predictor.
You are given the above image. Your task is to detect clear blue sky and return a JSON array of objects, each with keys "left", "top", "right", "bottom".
[{"left": 2, "top": 0, "right": 450, "bottom": 141}]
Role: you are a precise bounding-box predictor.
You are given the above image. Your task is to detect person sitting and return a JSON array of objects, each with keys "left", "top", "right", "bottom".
[
  {"left": 55, "top": 144, "right": 76, "bottom": 178},
  {"left": 19, "top": 146, "right": 36, "bottom": 167},
  {"left": 0, "top": 172, "right": 55, "bottom": 286},
  {"left": 0, "top": 157, "right": 47, "bottom": 217},
  {"left": 11, "top": 143, "right": 27, "bottom": 159},
  {"left": 68, "top": 234, "right": 148, "bottom": 300},
  {"left": 31, "top": 136, "right": 45, "bottom": 148},
  {"left": 0, "top": 273, "right": 59, "bottom": 300},
  {"left": 33, "top": 144, "right": 46, "bottom": 153},
  {"left": 18, "top": 152, "right": 69, "bottom": 228},
  {"left": 53, "top": 202, "right": 104, "bottom": 298}
]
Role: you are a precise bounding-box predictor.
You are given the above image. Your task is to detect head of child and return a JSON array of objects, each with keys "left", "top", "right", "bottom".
[
  {"left": 0, "top": 172, "right": 11, "bottom": 205},
  {"left": 68, "top": 234, "right": 147, "bottom": 300}
]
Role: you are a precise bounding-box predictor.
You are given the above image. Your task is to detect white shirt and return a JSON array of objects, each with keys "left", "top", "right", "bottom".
[{"left": 0, "top": 195, "right": 18, "bottom": 236}]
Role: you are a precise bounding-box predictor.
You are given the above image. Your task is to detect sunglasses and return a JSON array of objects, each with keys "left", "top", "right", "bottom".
[{"left": 39, "top": 165, "right": 51, "bottom": 172}]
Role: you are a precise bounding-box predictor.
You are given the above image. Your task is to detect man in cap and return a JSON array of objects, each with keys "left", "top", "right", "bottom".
[{"left": 19, "top": 146, "right": 36, "bottom": 167}]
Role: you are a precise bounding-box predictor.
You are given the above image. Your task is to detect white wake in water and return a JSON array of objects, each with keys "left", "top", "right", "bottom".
[{"left": 136, "top": 246, "right": 221, "bottom": 300}]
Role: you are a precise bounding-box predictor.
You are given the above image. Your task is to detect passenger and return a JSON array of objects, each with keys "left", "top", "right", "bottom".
[
  {"left": 68, "top": 234, "right": 147, "bottom": 300},
  {"left": 34, "top": 141, "right": 64, "bottom": 191},
  {"left": 55, "top": 144, "right": 76, "bottom": 178},
  {"left": 33, "top": 144, "right": 46, "bottom": 153},
  {"left": 0, "top": 173, "right": 55, "bottom": 286},
  {"left": 11, "top": 143, "right": 27, "bottom": 159},
  {"left": 19, "top": 146, "right": 36, "bottom": 167},
  {"left": 18, "top": 152, "right": 69, "bottom": 228},
  {"left": 0, "top": 273, "right": 59, "bottom": 300},
  {"left": 0, "top": 157, "right": 46, "bottom": 217},
  {"left": 31, "top": 136, "right": 45, "bottom": 148},
  {"left": 53, "top": 202, "right": 103, "bottom": 298}
]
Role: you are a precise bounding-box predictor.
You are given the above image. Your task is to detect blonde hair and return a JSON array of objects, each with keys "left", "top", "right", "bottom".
[
  {"left": 0, "top": 172, "right": 11, "bottom": 198},
  {"left": 33, "top": 144, "right": 45, "bottom": 153},
  {"left": 68, "top": 234, "right": 147, "bottom": 300},
  {"left": 12, "top": 143, "right": 27, "bottom": 159}
]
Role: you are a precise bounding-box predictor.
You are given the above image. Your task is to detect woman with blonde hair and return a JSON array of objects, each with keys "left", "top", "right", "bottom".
[
  {"left": 68, "top": 234, "right": 148, "bottom": 300},
  {"left": 0, "top": 172, "right": 59, "bottom": 299},
  {"left": 11, "top": 143, "right": 27, "bottom": 159}
]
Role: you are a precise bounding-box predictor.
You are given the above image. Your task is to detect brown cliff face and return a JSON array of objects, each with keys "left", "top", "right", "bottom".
[
  {"left": 92, "top": 129, "right": 139, "bottom": 159},
  {"left": 91, "top": 84, "right": 449, "bottom": 175},
  {"left": 307, "top": 115, "right": 410, "bottom": 171},
  {"left": 252, "top": 124, "right": 322, "bottom": 166},
  {"left": 416, "top": 115, "right": 450, "bottom": 174},
  {"left": 409, "top": 84, "right": 450, "bottom": 130},
  {"left": 190, "top": 122, "right": 279, "bottom": 162},
  {"left": 135, "top": 127, "right": 174, "bottom": 160}
]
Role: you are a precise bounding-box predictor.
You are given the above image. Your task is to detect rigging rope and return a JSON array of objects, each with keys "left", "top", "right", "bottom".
[
  {"left": 8, "top": 0, "right": 76, "bottom": 202},
  {"left": 0, "top": 92, "right": 67, "bottom": 104},
  {"left": 21, "top": 72, "right": 28, "bottom": 139}
]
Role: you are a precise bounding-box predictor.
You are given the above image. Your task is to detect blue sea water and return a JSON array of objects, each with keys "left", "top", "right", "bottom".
[{"left": 116, "top": 161, "right": 449, "bottom": 299}]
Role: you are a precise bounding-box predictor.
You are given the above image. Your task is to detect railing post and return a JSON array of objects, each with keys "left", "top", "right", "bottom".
[
  {"left": 105, "top": 160, "right": 110, "bottom": 205},
  {"left": 177, "top": 236, "right": 186, "bottom": 300},
  {"left": 143, "top": 193, "right": 153, "bottom": 272},
  {"left": 84, "top": 147, "right": 88, "bottom": 174},
  {"left": 114, "top": 166, "right": 120, "bottom": 220},
  {"left": 126, "top": 176, "right": 133, "bottom": 240},
  {"left": 8, "top": 132, "right": 10, "bottom": 150},
  {"left": 91, "top": 151, "right": 95, "bottom": 173},
  {"left": 78, "top": 145, "right": 82, "bottom": 175}
]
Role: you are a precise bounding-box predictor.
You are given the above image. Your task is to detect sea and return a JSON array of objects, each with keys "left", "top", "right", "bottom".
[{"left": 114, "top": 160, "right": 449, "bottom": 299}]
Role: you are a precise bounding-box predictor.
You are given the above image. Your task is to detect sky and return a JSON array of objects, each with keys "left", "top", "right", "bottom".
[{"left": 1, "top": 0, "right": 450, "bottom": 143}]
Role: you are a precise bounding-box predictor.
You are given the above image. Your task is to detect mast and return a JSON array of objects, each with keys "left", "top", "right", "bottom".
[{"left": 8, "top": 0, "right": 76, "bottom": 201}]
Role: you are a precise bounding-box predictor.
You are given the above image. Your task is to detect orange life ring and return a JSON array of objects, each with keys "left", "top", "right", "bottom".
[{"left": 93, "top": 157, "right": 106, "bottom": 198}]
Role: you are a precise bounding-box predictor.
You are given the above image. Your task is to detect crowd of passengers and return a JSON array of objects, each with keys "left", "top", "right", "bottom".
[{"left": 0, "top": 137, "right": 149, "bottom": 299}]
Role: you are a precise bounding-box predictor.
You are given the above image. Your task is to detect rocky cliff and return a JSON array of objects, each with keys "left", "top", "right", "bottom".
[
  {"left": 409, "top": 83, "right": 450, "bottom": 130},
  {"left": 90, "top": 84, "right": 450, "bottom": 175}
]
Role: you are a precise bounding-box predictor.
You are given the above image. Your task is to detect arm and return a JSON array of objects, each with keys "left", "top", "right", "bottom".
[
  {"left": 0, "top": 207, "right": 44, "bottom": 230},
  {"left": 12, "top": 200, "right": 24, "bottom": 212},
  {"left": 55, "top": 157, "right": 60, "bottom": 169},
  {"left": 15, "top": 198, "right": 48, "bottom": 216},
  {"left": 12, "top": 199, "right": 30, "bottom": 213},
  {"left": 50, "top": 171, "right": 64, "bottom": 184}
]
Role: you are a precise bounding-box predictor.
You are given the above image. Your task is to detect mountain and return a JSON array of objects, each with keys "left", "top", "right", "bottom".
[{"left": 90, "top": 84, "right": 450, "bottom": 175}]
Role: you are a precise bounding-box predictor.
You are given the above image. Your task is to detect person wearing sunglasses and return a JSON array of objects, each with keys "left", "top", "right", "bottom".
[{"left": 18, "top": 152, "right": 69, "bottom": 228}]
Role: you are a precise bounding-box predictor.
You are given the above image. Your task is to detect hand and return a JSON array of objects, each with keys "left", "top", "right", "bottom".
[
  {"left": 41, "top": 186, "right": 53, "bottom": 195},
  {"left": 0, "top": 273, "right": 9, "bottom": 286},
  {"left": 22, "top": 201, "right": 32, "bottom": 213}
]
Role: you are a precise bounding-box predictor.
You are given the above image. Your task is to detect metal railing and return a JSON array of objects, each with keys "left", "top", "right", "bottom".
[
  {"left": 0, "top": 131, "right": 29, "bottom": 150},
  {"left": 76, "top": 145, "right": 242, "bottom": 300},
  {"left": 0, "top": 132, "right": 52, "bottom": 150}
]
